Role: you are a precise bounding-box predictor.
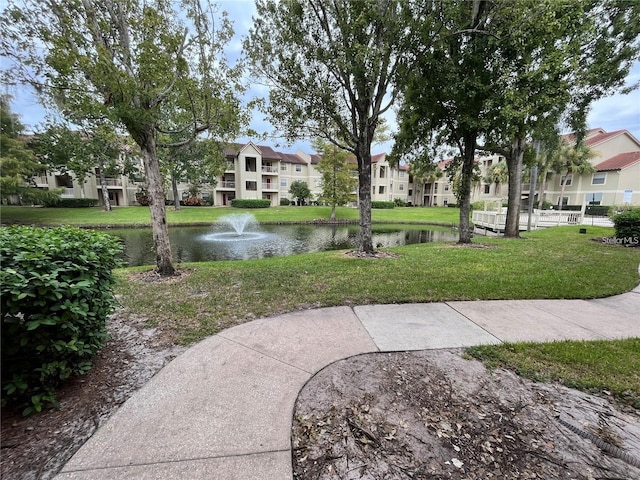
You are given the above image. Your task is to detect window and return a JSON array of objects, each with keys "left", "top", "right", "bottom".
[
  {"left": 281, "top": 164, "right": 287, "bottom": 171},
  {"left": 486, "top": 159, "right": 493, "bottom": 167},
  {"left": 557, "top": 196, "right": 569, "bottom": 206},
  {"left": 245, "top": 157, "right": 256, "bottom": 172},
  {"left": 560, "top": 174, "right": 572, "bottom": 186},
  {"left": 443, "top": 199, "right": 449, "bottom": 206},
  {"left": 379, "top": 186, "right": 385, "bottom": 194},
  {"left": 399, "top": 184, "right": 404, "bottom": 191},
  {"left": 280, "top": 178, "right": 287, "bottom": 187},
  {"left": 444, "top": 184, "right": 450, "bottom": 191},
  {"left": 295, "top": 164, "right": 302, "bottom": 172},
  {"left": 246, "top": 181, "right": 257, "bottom": 191},
  {"left": 399, "top": 171, "right": 405, "bottom": 178},
  {"left": 591, "top": 173, "right": 606, "bottom": 185},
  {"left": 484, "top": 184, "right": 490, "bottom": 194},
  {"left": 586, "top": 192, "right": 603, "bottom": 205}
]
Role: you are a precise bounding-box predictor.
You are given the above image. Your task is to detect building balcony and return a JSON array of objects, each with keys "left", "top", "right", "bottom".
[
  {"left": 219, "top": 181, "right": 236, "bottom": 189},
  {"left": 60, "top": 188, "right": 75, "bottom": 197},
  {"left": 261, "top": 166, "right": 278, "bottom": 173},
  {"left": 33, "top": 176, "right": 49, "bottom": 186},
  {"left": 102, "top": 178, "right": 123, "bottom": 186},
  {"left": 262, "top": 183, "right": 278, "bottom": 191}
]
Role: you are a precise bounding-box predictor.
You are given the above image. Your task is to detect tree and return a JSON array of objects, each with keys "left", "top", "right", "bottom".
[
  {"left": 314, "top": 139, "right": 357, "bottom": 221},
  {"left": 2, "top": 0, "right": 245, "bottom": 276},
  {"left": 159, "top": 137, "right": 226, "bottom": 210},
  {"left": 393, "top": 0, "right": 496, "bottom": 243},
  {"left": 245, "top": 0, "right": 416, "bottom": 253},
  {"left": 483, "top": 160, "right": 508, "bottom": 196},
  {"left": 552, "top": 142, "right": 596, "bottom": 211},
  {"left": 34, "top": 122, "right": 138, "bottom": 211},
  {"left": 289, "top": 180, "right": 312, "bottom": 206},
  {"left": 0, "top": 96, "right": 59, "bottom": 205},
  {"left": 480, "top": 0, "right": 639, "bottom": 238}
]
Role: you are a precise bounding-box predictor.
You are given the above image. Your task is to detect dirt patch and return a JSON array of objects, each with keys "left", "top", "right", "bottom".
[
  {"left": 292, "top": 350, "right": 640, "bottom": 479},
  {"left": 345, "top": 251, "right": 401, "bottom": 259},
  {"left": 0, "top": 310, "right": 184, "bottom": 480}
]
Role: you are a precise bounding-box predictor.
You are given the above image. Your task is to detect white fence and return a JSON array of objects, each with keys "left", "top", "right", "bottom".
[{"left": 472, "top": 209, "right": 613, "bottom": 232}]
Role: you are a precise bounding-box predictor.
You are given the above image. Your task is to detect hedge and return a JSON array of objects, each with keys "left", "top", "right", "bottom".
[
  {"left": 371, "top": 201, "right": 395, "bottom": 209},
  {"left": 1, "top": 226, "right": 123, "bottom": 414},
  {"left": 280, "top": 198, "right": 291, "bottom": 206},
  {"left": 613, "top": 208, "right": 640, "bottom": 241},
  {"left": 41, "top": 198, "right": 99, "bottom": 208},
  {"left": 231, "top": 198, "right": 271, "bottom": 208}
]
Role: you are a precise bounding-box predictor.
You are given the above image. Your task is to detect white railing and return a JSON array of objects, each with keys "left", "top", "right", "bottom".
[
  {"left": 261, "top": 183, "right": 277, "bottom": 190},
  {"left": 60, "top": 188, "right": 75, "bottom": 197},
  {"left": 220, "top": 181, "right": 235, "bottom": 188},
  {"left": 261, "top": 166, "right": 277, "bottom": 173},
  {"left": 473, "top": 209, "right": 589, "bottom": 231}
]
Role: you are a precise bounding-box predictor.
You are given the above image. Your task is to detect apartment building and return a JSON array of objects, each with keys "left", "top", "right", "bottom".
[
  {"left": 544, "top": 128, "right": 640, "bottom": 207},
  {"left": 409, "top": 128, "right": 640, "bottom": 208}
]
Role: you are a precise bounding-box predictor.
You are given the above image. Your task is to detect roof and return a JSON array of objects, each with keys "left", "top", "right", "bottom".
[
  {"left": 279, "top": 152, "right": 306, "bottom": 165},
  {"left": 595, "top": 151, "right": 640, "bottom": 172},
  {"left": 562, "top": 128, "right": 640, "bottom": 149},
  {"left": 584, "top": 129, "right": 626, "bottom": 148},
  {"left": 223, "top": 142, "right": 283, "bottom": 160}
]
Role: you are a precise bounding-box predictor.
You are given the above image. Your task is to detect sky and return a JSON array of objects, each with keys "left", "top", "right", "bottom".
[{"left": 4, "top": 0, "right": 640, "bottom": 155}]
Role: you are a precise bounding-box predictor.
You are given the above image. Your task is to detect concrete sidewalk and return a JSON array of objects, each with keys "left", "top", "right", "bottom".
[{"left": 56, "top": 288, "right": 640, "bottom": 480}]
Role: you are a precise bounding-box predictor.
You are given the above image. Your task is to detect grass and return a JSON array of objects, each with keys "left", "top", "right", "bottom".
[
  {"left": 0, "top": 205, "right": 460, "bottom": 227},
  {"left": 466, "top": 339, "right": 640, "bottom": 408},
  {"left": 3, "top": 206, "right": 639, "bottom": 406}
]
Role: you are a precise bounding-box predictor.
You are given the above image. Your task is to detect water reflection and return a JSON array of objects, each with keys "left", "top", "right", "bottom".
[{"left": 109, "top": 224, "right": 457, "bottom": 266}]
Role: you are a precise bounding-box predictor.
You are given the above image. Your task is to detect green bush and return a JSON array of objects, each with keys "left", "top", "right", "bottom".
[
  {"left": 613, "top": 208, "right": 640, "bottom": 240},
  {"left": 371, "top": 201, "right": 395, "bottom": 209},
  {"left": 231, "top": 199, "right": 271, "bottom": 208},
  {"left": 280, "top": 198, "right": 291, "bottom": 206},
  {"left": 393, "top": 198, "right": 407, "bottom": 207},
  {"left": 181, "top": 196, "right": 205, "bottom": 206},
  {"left": 41, "top": 198, "right": 99, "bottom": 208},
  {"left": 1, "top": 226, "right": 124, "bottom": 414}
]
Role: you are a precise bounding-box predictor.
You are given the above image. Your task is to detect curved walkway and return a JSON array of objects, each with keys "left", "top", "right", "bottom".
[{"left": 56, "top": 288, "right": 640, "bottom": 480}]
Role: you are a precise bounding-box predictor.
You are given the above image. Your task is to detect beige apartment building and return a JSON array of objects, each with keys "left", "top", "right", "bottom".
[
  {"left": 28, "top": 128, "right": 637, "bottom": 209},
  {"left": 410, "top": 128, "right": 640, "bottom": 209},
  {"left": 29, "top": 141, "right": 410, "bottom": 207}
]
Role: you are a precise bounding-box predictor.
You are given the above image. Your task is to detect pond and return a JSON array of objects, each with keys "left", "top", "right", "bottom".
[{"left": 109, "top": 224, "right": 458, "bottom": 266}]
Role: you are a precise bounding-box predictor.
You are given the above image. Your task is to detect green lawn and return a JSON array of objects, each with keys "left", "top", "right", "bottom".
[
  {"left": 467, "top": 339, "right": 640, "bottom": 408},
  {"left": 0, "top": 205, "right": 460, "bottom": 226}
]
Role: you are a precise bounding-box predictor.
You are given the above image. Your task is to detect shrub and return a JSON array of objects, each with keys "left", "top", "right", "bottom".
[
  {"left": 371, "top": 201, "right": 395, "bottom": 209},
  {"left": 1, "top": 226, "right": 124, "bottom": 414},
  {"left": 613, "top": 208, "right": 640, "bottom": 240},
  {"left": 280, "top": 198, "right": 291, "bottom": 206},
  {"left": 231, "top": 199, "right": 271, "bottom": 208},
  {"left": 446, "top": 203, "right": 458, "bottom": 208},
  {"left": 393, "top": 198, "right": 407, "bottom": 207},
  {"left": 181, "top": 196, "right": 205, "bottom": 206},
  {"left": 41, "top": 198, "right": 99, "bottom": 208}
]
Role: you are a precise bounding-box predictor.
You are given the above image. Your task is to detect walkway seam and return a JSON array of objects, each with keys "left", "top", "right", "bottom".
[
  {"left": 444, "top": 301, "right": 505, "bottom": 343},
  {"left": 59, "top": 448, "right": 291, "bottom": 474},
  {"left": 217, "top": 332, "right": 315, "bottom": 375}
]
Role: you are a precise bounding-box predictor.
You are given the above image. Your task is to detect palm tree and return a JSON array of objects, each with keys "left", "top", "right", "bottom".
[
  {"left": 552, "top": 143, "right": 596, "bottom": 211},
  {"left": 483, "top": 161, "right": 508, "bottom": 196},
  {"left": 409, "top": 162, "right": 443, "bottom": 206}
]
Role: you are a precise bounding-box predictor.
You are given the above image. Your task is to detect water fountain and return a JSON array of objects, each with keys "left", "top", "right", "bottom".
[{"left": 202, "top": 213, "right": 267, "bottom": 242}]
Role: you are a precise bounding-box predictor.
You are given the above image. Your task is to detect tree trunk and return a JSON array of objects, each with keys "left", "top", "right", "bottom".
[
  {"left": 97, "top": 167, "right": 112, "bottom": 212},
  {"left": 140, "top": 135, "right": 175, "bottom": 276},
  {"left": 458, "top": 132, "right": 476, "bottom": 244},
  {"left": 537, "top": 167, "right": 548, "bottom": 210},
  {"left": 504, "top": 137, "right": 526, "bottom": 238},
  {"left": 330, "top": 204, "right": 336, "bottom": 222},
  {"left": 171, "top": 172, "right": 181, "bottom": 211},
  {"left": 356, "top": 143, "right": 374, "bottom": 253}
]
